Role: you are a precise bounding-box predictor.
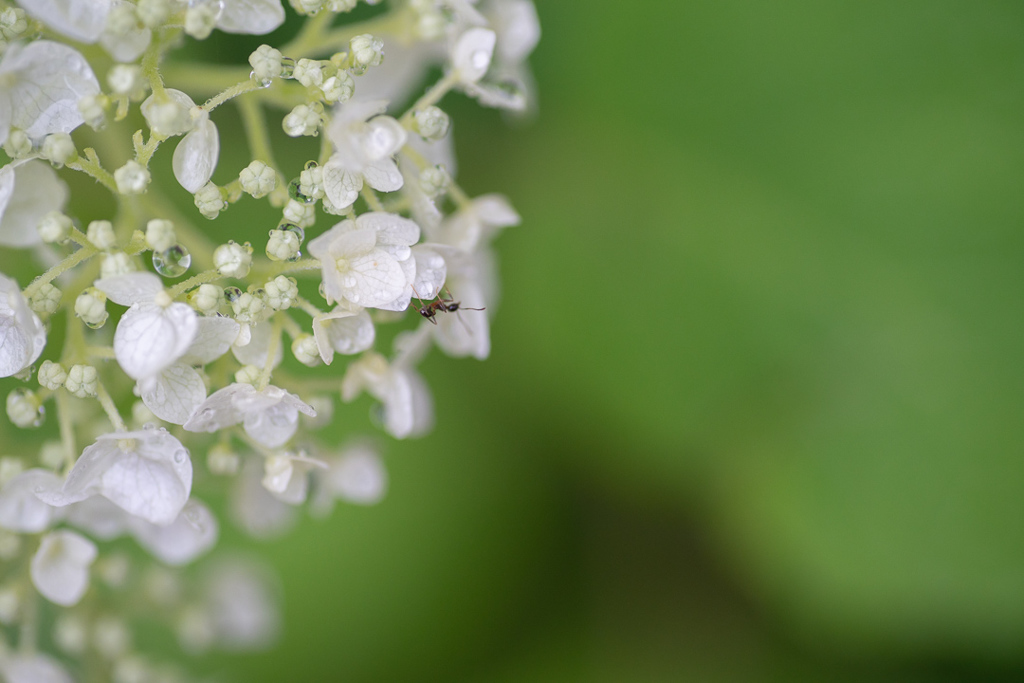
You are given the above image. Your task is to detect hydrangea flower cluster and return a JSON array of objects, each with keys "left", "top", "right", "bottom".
[{"left": 0, "top": 0, "right": 537, "bottom": 679}]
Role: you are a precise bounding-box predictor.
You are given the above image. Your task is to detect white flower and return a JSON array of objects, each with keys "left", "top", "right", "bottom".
[
  {"left": 15, "top": 0, "right": 112, "bottom": 43},
  {"left": 231, "top": 320, "right": 282, "bottom": 369},
  {"left": 172, "top": 108, "right": 220, "bottom": 193},
  {"left": 322, "top": 99, "right": 408, "bottom": 210},
  {"left": 94, "top": 272, "right": 199, "bottom": 381},
  {"left": 0, "top": 160, "right": 69, "bottom": 248},
  {"left": 476, "top": 0, "right": 539, "bottom": 111},
  {"left": 138, "top": 315, "right": 240, "bottom": 425},
  {"left": 342, "top": 350, "right": 434, "bottom": 439},
  {"left": 0, "top": 272, "right": 46, "bottom": 378},
  {"left": 217, "top": 0, "right": 286, "bottom": 35},
  {"left": 307, "top": 212, "right": 420, "bottom": 310},
  {"left": 184, "top": 383, "right": 316, "bottom": 449},
  {"left": 30, "top": 529, "right": 97, "bottom": 606},
  {"left": 0, "top": 40, "right": 100, "bottom": 144},
  {"left": 34, "top": 428, "right": 193, "bottom": 525},
  {"left": 239, "top": 160, "right": 276, "bottom": 198},
  {"left": 114, "top": 159, "right": 151, "bottom": 194},
  {"left": 261, "top": 452, "right": 326, "bottom": 504},
  {"left": 230, "top": 457, "right": 295, "bottom": 539},
  {"left": 201, "top": 557, "right": 280, "bottom": 650},
  {"left": 311, "top": 445, "right": 387, "bottom": 515},
  {"left": 0, "top": 469, "right": 62, "bottom": 532},
  {"left": 130, "top": 498, "right": 217, "bottom": 566},
  {"left": 99, "top": 0, "right": 152, "bottom": 63},
  {"left": 311, "top": 304, "right": 375, "bottom": 365},
  {"left": 0, "top": 653, "right": 74, "bottom": 683}
]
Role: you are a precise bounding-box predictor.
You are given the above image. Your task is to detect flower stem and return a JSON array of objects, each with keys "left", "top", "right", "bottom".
[
  {"left": 95, "top": 382, "right": 127, "bottom": 432},
  {"left": 205, "top": 78, "right": 267, "bottom": 112},
  {"left": 168, "top": 269, "right": 222, "bottom": 298},
  {"left": 257, "top": 315, "right": 284, "bottom": 391},
  {"left": 23, "top": 244, "right": 99, "bottom": 299}
]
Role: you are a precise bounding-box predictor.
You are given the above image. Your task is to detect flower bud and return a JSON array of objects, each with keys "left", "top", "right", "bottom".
[
  {"left": 41, "top": 133, "right": 76, "bottom": 167},
  {"left": 190, "top": 283, "right": 224, "bottom": 314},
  {"left": 65, "top": 365, "right": 98, "bottom": 399},
  {"left": 137, "top": 0, "right": 172, "bottom": 27},
  {"left": 38, "top": 360, "right": 68, "bottom": 391},
  {"left": 320, "top": 73, "right": 354, "bottom": 103},
  {"left": 145, "top": 218, "right": 176, "bottom": 252},
  {"left": 114, "top": 160, "right": 151, "bottom": 195},
  {"left": 100, "top": 252, "right": 136, "bottom": 278},
  {"left": 234, "top": 364, "right": 262, "bottom": 386},
  {"left": 194, "top": 181, "right": 227, "bottom": 219},
  {"left": 249, "top": 44, "right": 285, "bottom": 83},
  {"left": 87, "top": 220, "right": 117, "bottom": 250},
  {"left": 105, "top": 3, "right": 138, "bottom": 36},
  {"left": 28, "top": 283, "right": 61, "bottom": 317},
  {"left": 207, "top": 444, "right": 240, "bottom": 475},
  {"left": 0, "top": 457, "right": 23, "bottom": 487},
  {"left": 283, "top": 104, "right": 321, "bottom": 137},
  {"left": 419, "top": 165, "right": 451, "bottom": 198},
  {"left": 349, "top": 34, "right": 384, "bottom": 72},
  {"left": 214, "top": 241, "right": 253, "bottom": 278},
  {"left": 108, "top": 64, "right": 145, "bottom": 99},
  {"left": 75, "top": 287, "right": 109, "bottom": 328},
  {"left": 293, "top": 0, "right": 325, "bottom": 15},
  {"left": 37, "top": 211, "right": 72, "bottom": 244},
  {"left": 6, "top": 388, "right": 42, "bottom": 428},
  {"left": 413, "top": 106, "right": 450, "bottom": 141},
  {"left": 0, "top": 8, "right": 29, "bottom": 41},
  {"left": 293, "top": 58, "right": 325, "bottom": 87},
  {"left": 266, "top": 228, "right": 301, "bottom": 262},
  {"left": 282, "top": 199, "right": 315, "bottom": 228},
  {"left": 265, "top": 275, "right": 298, "bottom": 310},
  {"left": 142, "top": 95, "right": 191, "bottom": 138},
  {"left": 298, "top": 165, "right": 324, "bottom": 199},
  {"left": 291, "top": 334, "right": 321, "bottom": 366},
  {"left": 327, "top": 0, "right": 358, "bottom": 11},
  {"left": 184, "top": 4, "right": 218, "bottom": 40},
  {"left": 231, "top": 292, "right": 265, "bottom": 324},
  {"left": 240, "top": 160, "right": 277, "bottom": 198},
  {"left": 3, "top": 129, "right": 31, "bottom": 159},
  {"left": 78, "top": 94, "right": 109, "bottom": 130}
]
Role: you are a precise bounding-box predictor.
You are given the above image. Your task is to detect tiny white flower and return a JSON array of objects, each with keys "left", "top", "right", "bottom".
[
  {"left": 307, "top": 212, "right": 420, "bottom": 310},
  {"left": 190, "top": 282, "right": 224, "bottom": 314},
  {"left": 145, "top": 218, "right": 176, "bottom": 252},
  {"left": 0, "top": 160, "right": 69, "bottom": 248},
  {"left": 0, "top": 653, "right": 75, "bottom": 683},
  {"left": 87, "top": 219, "right": 117, "bottom": 250},
  {"left": 184, "top": 383, "right": 316, "bottom": 449},
  {"left": 0, "top": 469, "right": 63, "bottom": 532},
  {"left": 451, "top": 27, "right": 496, "bottom": 85},
  {"left": 413, "top": 106, "right": 450, "bottom": 141},
  {"left": 281, "top": 198, "right": 315, "bottom": 228},
  {"left": 34, "top": 428, "right": 193, "bottom": 525},
  {"left": 342, "top": 351, "right": 434, "bottom": 439},
  {"left": 207, "top": 444, "right": 239, "bottom": 476},
  {"left": 184, "top": 3, "right": 218, "bottom": 40},
  {"left": 99, "top": 1, "right": 151, "bottom": 63},
  {"left": 107, "top": 64, "right": 145, "bottom": 98},
  {"left": 311, "top": 304, "right": 375, "bottom": 365},
  {"left": 6, "top": 387, "right": 42, "bottom": 427},
  {"left": 264, "top": 275, "right": 298, "bottom": 310},
  {"left": 290, "top": 334, "right": 321, "bottom": 366},
  {"left": 0, "top": 272, "right": 46, "bottom": 378},
  {"left": 77, "top": 93, "right": 108, "bottom": 130},
  {"left": 140, "top": 88, "right": 194, "bottom": 138},
  {"left": 0, "top": 8, "right": 29, "bottom": 42},
  {"left": 114, "top": 160, "right": 150, "bottom": 195},
  {"left": 94, "top": 272, "right": 199, "bottom": 381},
  {"left": 27, "top": 283, "right": 61, "bottom": 317},
  {"left": 249, "top": 44, "right": 284, "bottom": 82},
  {"left": 0, "top": 40, "right": 100, "bottom": 144},
  {"left": 320, "top": 72, "right": 354, "bottom": 103},
  {"left": 293, "top": 58, "right": 325, "bottom": 88},
  {"left": 38, "top": 360, "right": 67, "bottom": 390},
  {"left": 99, "top": 251, "right": 137, "bottom": 278},
  {"left": 75, "top": 286, "right": 108, "bottom": 328},
  {"left": 231, "top": 291, "right": 266, "bottom": 324},
  {"left": 349, "top": 33, "right": 385, "bottom": 71},
  {"left": 282, "top": 103, "right": 321, "bottom": 137},
  {"left": 37, "top": 211, "right": 72, "bottom": 244},
  {"left": 30, "top": 529, "right": 97, "bottom": 606},
  {"left": 64, "top": 364, "right": 98, "bottom": 398},
  {"left": 322, "top": 99, "right": 407, "bottom": 210},
  {"left": 261, "top": 452, "right": 325, "bottom": 504},
  {"left": 194, "top": 181, "right": 227, "bottom": 219},
  {"left": 40, "top": 133, "right": 76, "bottom": 167}
]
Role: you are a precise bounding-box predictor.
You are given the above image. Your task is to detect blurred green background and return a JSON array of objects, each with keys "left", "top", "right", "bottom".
[
  {"left": 9, "top": 0, "right": 1024, "bottom": 680},
  {"left": 215, "top": 1, "right": 1024, "bottom": 681}
]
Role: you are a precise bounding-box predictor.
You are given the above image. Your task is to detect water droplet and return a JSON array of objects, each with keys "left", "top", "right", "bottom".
[
  {"left": 287, "top": 177, "right": 304, "bottom": 202},
  {"left": 174, "top": 449, "right": 188, "bottom": 464},
  {"left": 280, "top": 57, "right": 296, "bottom": 79},
  {"left": 304, "top": 160, "right": 319, "bottom": 170},
  {"left": 143, "top": 422, "right": 156, "bottom": 430},
  {"left": 429, "top": 256, "right": 444, "bottom": 269},
  {"left": 342, "top": 276, "right": 357, "bottom": 288},
  {"left": 318, "top": 282, "right": 327, "bottom": 299},
  {"left": 285, "top": 224, "right": 305, "bottom": 241},
  {"left": 224, "top": 286, "right": 242, "bottom": 302},
  {"left": 84, "top": 319, "right": 105, "bottom": 330},
  {"left": 392, "top": 245, "right": 411, "bottom": 261},
  {"left": 349, "top": 292, "right": 360, "bottom": 303},
  {"left": 470, "top": 49, "right": 490, "bottom": 70},
  {"left": 153, "top": 244, "right": 192, "bottom": 278}
]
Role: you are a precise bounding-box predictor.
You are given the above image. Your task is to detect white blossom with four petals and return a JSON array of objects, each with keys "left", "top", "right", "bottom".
[
  {"left": 30, "top": 529, "right": 97, "bottom": 606},
  {"left": 322, "top": 99, "right": 407, "bottom": 210},
  {"left": 184, "top": 383, "right": 316, "bottom": 449}
]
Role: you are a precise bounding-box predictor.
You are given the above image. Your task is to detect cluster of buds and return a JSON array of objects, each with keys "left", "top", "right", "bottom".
[{"left": 0, "top": 0, "right": 538, "bottom": 679}]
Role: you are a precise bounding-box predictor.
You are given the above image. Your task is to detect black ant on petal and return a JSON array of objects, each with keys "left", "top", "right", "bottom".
[{"left": 411, "top": 287, "right": 485, "bottom": 325}]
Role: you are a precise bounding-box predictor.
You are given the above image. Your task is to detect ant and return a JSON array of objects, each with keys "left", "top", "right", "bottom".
[{"left": 411, "top": 286, "right": 485, "bottom": 325}]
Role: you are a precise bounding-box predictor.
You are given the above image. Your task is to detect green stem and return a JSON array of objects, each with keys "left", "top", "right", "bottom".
[
  {"left": 205, "top": 78, "right": 266, "bottom": 112},
  {"left": 257, "top": 315, "right": 284, "bottom": 390},
  {"left": 95, "top": 382, "right": 127, "bottom": 432},
  {"left": 66, "top": 151, "right": 118, "bottom": 194},
  {"left": 399, "top": 72, "right": 459, "bottom": 127},
  {"left": 23, "top": 244, "right": 99, "bottom": 299},
  {"left": 55, "top": 391, "right": 76, "bottom": 473},
  {"left": 168, "top": 269, "right": 222, "bottom": 298}
]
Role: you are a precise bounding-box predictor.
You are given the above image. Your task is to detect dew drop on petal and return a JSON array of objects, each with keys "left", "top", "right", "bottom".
[
  {"left": 174, "top": 449, "right": 188, "bottom": 464},
  {"left": 342, "top": 276, "right": 357, "bottom": 288},
  {"left": 224, "top": 287, "right": 242, "bottom": 302},
  {"left": 392, "top": 245, "right": 411, "bottom": 261},
  {"left": 285, "top": 224, "right": 305, "bottom": 242},
  {"left": 153, "top": 245, "right": 192, "bottom": 278},
  {"left": 280, "top": 57, "right": 296, "bottom": 79}
]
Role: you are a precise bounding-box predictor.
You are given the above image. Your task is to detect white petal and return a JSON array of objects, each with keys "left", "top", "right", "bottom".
[
  {"left": 434, "top": 277, "right": 490, "bottom": 359},
  {"left": 139, "top": 364, "right": 207, "bottom": 425},
  {"left": 30, "top": 530, "right": 97, "bottom": 606},
  {"left": 475, "top": 193, "right": 521, "bottom": 227},
  {"left": 328, "top": 448, "right": 387, "bottom": 505},
  {"left": 452, "top": 27, "right": 496, "bottom": 84},
  {"left": 140, "top": 89, "right": 196, "bottom": 138},
  {"left": 202, "top": 557, "right": 280, "bottom": 649},
  {"left": 322, "top": 160, "right": 361, "bottom": 211},
  {"left": 183, "top": 384, "right": 313, "bottom": 446},
  {"left": 356, "top": 212, "right": 420, "bottom": 246},
  {"left": 361, "top": 158, "right": 405, "bottom": 193},
  {"left": 465, "top": 80, "right": 527, "bottom": 111},
  {"left": 173, "top": 117, "right": 219, "bottom": 193},
  {"left": 344, "top": 247, "right": 407, "bottom": 308},
  {"left": 0, "top": 273, "right": 45, "bottom": 378},
  {"left": 242, "top": 390, "right": 315, "bottom": 449},
  {"left": 492, "top": 0, "right": 541, "bottom": 63},
  {"left": 0, "top": 469, "right": 62, "bottom": 532},
  {"left": 411, "top": 245, "right": 447, "bottom": 301},
  {"left": 114, "top": 302, "right": 198, "bottom": 380},
  {"left": 15, "top": 0, "right": 111, "bottom": 43},
  {"left": 99, "top": 1, "right": 151, "bottom": 61},
  {"left": 0, "top": 41, "right": 100, "bottom": 140},
  {"left": 182, "top": 315, "right": 240, "bottom": 365},
  {"left": 0, "top": 160, "right": 69, "bottom": 248},
  {"left": 36, "top": 429, "right": 193, "bottom": 525},
  {"left": 313, "top": 308, "right": 374, "bottom": 364},
  {"left": 362, "top": 116, "right": 407, "bottom": 161},
  {"left": 1, "top": 654, "right": 74, "bottom": 683},
  {"left": 382, "top": 368, "right": 433, "bottom": 439},
  {"left": 216, "top": 0, "right": 286, "bottom": 34},
  {"left": 182, "top": 383, "right": 250, "bottom": 433},
  {"left": 231, "top": 321, "right": 282, "bottom": 368},
  {"left": 230, "top": 458, "right": 295, "bottom": 539},
  {"left": 94, "top": 272, "right": 164, "bottom": 306},
  {"left": 130, "top": 499, "right": 217, "bottom": 566},
  {"left": 64, "top": 496, "right": 131, "bottom": 540}
]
